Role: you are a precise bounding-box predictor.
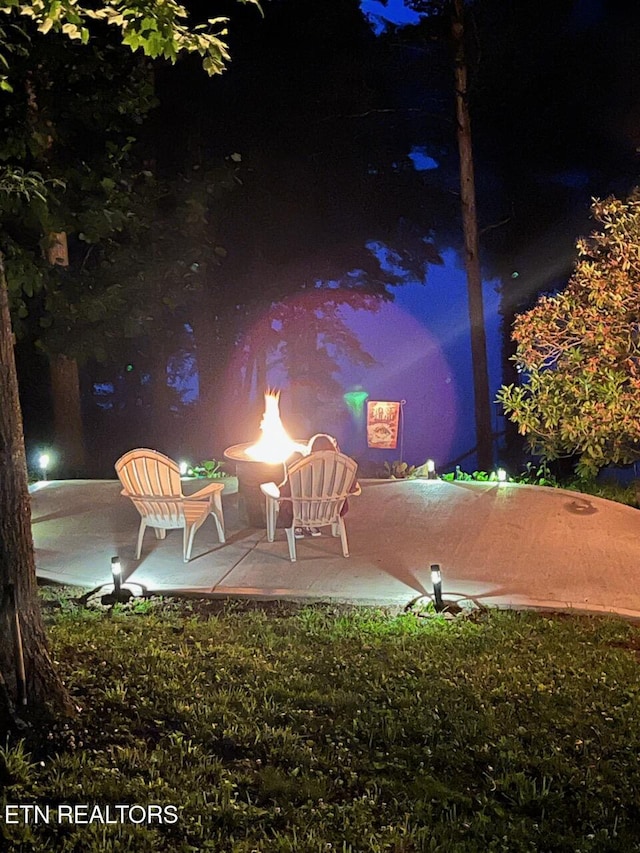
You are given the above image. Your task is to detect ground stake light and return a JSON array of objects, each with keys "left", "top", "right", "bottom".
[
  {"left": 426, "top": 459, "right": 437, "bottom": 479},
  {"left": 430, "top": 563, "right": 444, "bottom": 612},
  {"left": 111, "top": 556, "right": 122, "bottom": 594},
  {"left": 496, "top": 467, "right": 507, "bottom": 483},
  {"left": 39, "top": 453, "right": 50, "bottom": 481},
  {"left": 179, "top": 460, "right": 189, "bottom": 476}
]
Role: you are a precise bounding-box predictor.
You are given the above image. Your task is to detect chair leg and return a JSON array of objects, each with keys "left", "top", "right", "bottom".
[
  {"left": 154, "top": 528, "right": 166, "bottom": 540},
  {"left": 266, "top": 497, "right": 276, "bottom": 542},
  {"left": 331, "top": 522, "right": 339, "bottom": 538},
  {"left": 210, "top": 493, "right": 226, "bottom": 544},
  {"left": 183, "top": 522, "right": 198, "bottom": 563},
  {"left": 284, "top": 527, "right": 297, "bottom": 562},
  {"left": 136, "top": 520, "right": 147, "bottom": 559},
  {"left": 337, "top": 517, "right": 349, "bottom": 557}
]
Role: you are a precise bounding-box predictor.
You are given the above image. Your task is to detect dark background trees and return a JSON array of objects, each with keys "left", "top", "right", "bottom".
[
  {"left": 33, "top": 0, "right": 456, "bottom": 470},
  {"left": 9, "top": 0, "right": 640, "bottom": 476}
]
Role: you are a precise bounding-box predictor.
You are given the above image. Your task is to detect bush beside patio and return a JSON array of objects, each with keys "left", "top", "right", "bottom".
[{"left": 2, "top": 598, "right": 640, "bottom": 851}]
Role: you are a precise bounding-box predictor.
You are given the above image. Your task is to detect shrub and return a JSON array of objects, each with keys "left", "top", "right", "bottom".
[{"left": 498, "top": 191, "right": 640, "bottom": 477}]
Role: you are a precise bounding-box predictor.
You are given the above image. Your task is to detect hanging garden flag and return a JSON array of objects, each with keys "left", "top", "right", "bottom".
[{"left": 366, "top": 401, "right": 400, "bottom": 449}]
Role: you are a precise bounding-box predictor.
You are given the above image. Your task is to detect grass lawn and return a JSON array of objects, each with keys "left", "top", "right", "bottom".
[{"left": 2, "top": 597, "right": 640, "bottom": 851}]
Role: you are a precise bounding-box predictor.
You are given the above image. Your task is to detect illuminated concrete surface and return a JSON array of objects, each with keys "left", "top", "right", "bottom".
[{"left": 30, "top": 478, "right": 640, "bottom": 617}]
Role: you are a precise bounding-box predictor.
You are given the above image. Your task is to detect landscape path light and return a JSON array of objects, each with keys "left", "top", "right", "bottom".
[
  {"left": 111, "top": 556, "right": 122, "bottom": 595},
  {"left": 426, "top": 459, "right": 437, "bottom": 480},
  {"left": 39, "top": 452, "right": 50, "bottom": 481},
  {"left": 101, "top": 556, "right": 142, "bottom": 605},
  {"left": 430, "top": 563, "right": 444, "bottom": 612},
  {"left": 496, "top": 467, "right": 507, "bottom": 483},
  {"left": 179, "top": 460, "right": 189, "bottom": 476}
]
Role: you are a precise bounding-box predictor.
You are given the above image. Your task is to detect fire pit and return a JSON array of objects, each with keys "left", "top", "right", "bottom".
[
  {"left": 224, "top": 442, "right": 299, "bottom": 527},
  {"left": 224, "top": 392, "right": 309, "bottom": 527}
]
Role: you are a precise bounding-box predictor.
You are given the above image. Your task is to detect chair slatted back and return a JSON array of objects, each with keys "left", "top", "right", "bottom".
[
  {"left": 116, "top": 449, "right": 182, "bottom": 497},
  {"left": 127, "top": 496, "right": 184, "bottom": 527},
  {"left": 115, "top": 449, "right": 184, "bottom": 527},
  {"left": 286, "top": 451, "right": 357, "bottom": 527}
]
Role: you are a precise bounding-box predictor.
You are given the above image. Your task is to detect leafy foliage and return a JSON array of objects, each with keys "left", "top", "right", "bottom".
[
  {"left": 0, "top": 166, "right": 63, "bottom": 201},
  {"left": 383, "top": 459, "right": 416, "bottom": 479},
  {"left": 560, "top": 475, "right": 640, "bottom": 509},
  {"left": 0, "top": 25, "right": 158, "bottom": 345},
  {"left": 439, "top": 464, "right": 640, "bottom": 508},
  {"left": 190, "top": 458, "right": 228, "bottom": 478},
  {"left": 3, "top": 602, "right": 640, "bottom": 849},
  {"left": 0, "top": 16, "right": 244, "bottom": 374},
  {"left": 498, "top": 191, "right": 640, "bottom": 477},
  {"left": 0, "top": 0, "right": 262, "bottom": 90},
  {"left": 441, "top": 466, "right": 496, "bottom": 482}
]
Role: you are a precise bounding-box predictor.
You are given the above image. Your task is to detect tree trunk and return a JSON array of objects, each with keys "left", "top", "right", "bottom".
[
  {"left": 151, "top": 340, "right": 179, "bottom": 452},
  {"left": 50, "top": 353, "right": 86, "bottom": 476},
  {"left": 190, "top": 311, "right": 237, "bottom": 454},
  {"left": 452, "top": 0, "right": 494, "bottom": 471},
  {"left": 0, "top": 254, "right": 73, "bottom": 725},
  {"left": 46, "top": 231, "right": 87, "bottom": 477}
]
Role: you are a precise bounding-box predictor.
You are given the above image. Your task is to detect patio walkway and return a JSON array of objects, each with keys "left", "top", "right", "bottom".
[{"left": 30, "top": 477, "right": 640, "bottom": 617}]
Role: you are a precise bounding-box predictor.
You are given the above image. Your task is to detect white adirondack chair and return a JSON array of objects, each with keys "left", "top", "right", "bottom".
[
  {"left": 260, "top": 450, "right": 360, "bottom": 562},
  {"left": 115, "top": 448, "right": 226, "bottom": 563}
]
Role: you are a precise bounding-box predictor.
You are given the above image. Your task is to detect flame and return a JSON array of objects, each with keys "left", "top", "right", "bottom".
[{"left": 246, "top": 391, "right": 308, "bottom": 464}]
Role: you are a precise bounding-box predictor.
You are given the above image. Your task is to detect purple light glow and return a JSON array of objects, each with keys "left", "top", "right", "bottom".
[
  {"left": 212, "top": 246, "right": 503, "bottom": 469},
  {"left": 336, "top": 300, "right": 457, "bottom": 464}
]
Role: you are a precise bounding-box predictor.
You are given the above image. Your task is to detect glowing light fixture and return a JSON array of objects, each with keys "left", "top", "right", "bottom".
[
  {"left": 430, "top": 564, "right": 444, "bottom": 612},
  {"left": 111, "top": 556, "right": 122, "bottom": 594},
  {"left": 179, "top": 460, "right": 189, "bottom": 476},
  {"left": 426, "top": 458, "right": 437, "bottom": 480},
  {"left": 343, "top": 389, "right": 369, "bottom": 416},
  {"left": 38, "top": 452, "right": 50, "bottom": 481},
  {"left": 496, "top": 468, "right": 507, "bottom": 483}
]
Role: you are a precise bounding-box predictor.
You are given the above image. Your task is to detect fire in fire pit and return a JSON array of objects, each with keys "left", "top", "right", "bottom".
[
  {"left": 246, "top": 391, "right": 308, "bottom": 464},
  {"left": 224, "top": 391, "right": 308, "bottom": 526}
]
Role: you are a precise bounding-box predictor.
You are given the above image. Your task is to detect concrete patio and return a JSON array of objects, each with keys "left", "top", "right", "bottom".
[{"left": 30, "top": 477, "right": 640, "bottom": 617}]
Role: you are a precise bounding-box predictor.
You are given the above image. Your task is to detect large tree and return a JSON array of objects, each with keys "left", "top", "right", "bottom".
[
  {"left": 450, "top": 0, "right": 492, "bottom": 470},
  {"left": 0, "top": 0, "right": 259, "bottom": 728},
  {"left": 377, "top": 0, "right": 493, "bottom": 469}
]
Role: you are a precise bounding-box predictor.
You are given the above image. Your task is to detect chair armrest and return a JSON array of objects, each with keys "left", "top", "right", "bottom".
[
  {"left": 184, "top": 482, "right": 225, "bottom": 500},
  {"left": 351, "top": 482, "right": 362, "bottom": 497},
  {"left": 260, "top": 482, "right": 281, "bottom": 499}
]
